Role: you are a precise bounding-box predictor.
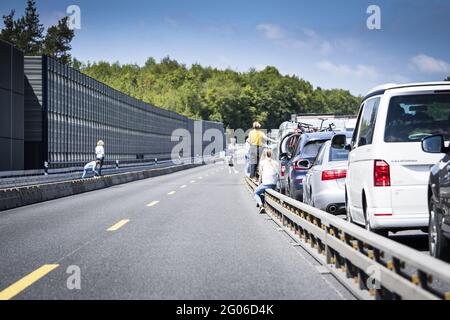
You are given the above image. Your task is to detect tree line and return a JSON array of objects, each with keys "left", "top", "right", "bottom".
[
  {"left": 0, "top": 0, "right": 74, "bottom": 64},
  {"left": 77, "top": 58, "right": 363, "bottom": 129}
]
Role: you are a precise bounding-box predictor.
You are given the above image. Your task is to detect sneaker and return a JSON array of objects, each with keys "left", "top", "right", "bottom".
[{"left": 259, "top": 207, "right": 266, "bottom": 214}]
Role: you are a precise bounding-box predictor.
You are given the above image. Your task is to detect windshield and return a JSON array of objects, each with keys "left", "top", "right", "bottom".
[
  {"left": 300, "top": 140, "right": 327, "bottom": 159},
  {"left": 329, "top": 147, "right": 349, "bottom": 162},
  {"left": 384, "top": 93, "right": 450, "bottom": 143}
]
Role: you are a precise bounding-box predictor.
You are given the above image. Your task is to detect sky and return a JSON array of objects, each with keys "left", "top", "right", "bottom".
[{"left": 1, "top": 0, "right": 450, "bottom": 95}]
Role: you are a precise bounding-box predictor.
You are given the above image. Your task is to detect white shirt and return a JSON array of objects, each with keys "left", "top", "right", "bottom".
[
  {"left": 260, "top": 159, "right": 279, "bottom": 185},
  {"left": 95, "top": 146, "right": 104, "bottom": 159},
  {"left": 84, "top": 161, "right": 97, "bottom": 171}
]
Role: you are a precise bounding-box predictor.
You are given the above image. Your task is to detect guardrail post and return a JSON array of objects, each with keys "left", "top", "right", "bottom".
[{"left": 44, "top": 161, "right": 49, "bottom": 176}]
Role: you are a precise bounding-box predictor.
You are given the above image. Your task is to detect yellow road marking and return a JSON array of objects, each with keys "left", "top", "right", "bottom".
[
  {"left": 168, "top": 191, "right": 176, "bottom": 195},
  {"left": 147, "top": 201, "right": 159, "bottom": 207},
  {"left": 0, "top": 264, "right": 59, "bottom": 300},
  {"left": 107, "top": 219, "right": 130, "bottom": 231}
]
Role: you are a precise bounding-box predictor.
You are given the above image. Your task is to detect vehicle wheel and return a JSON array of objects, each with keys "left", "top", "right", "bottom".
[{"left": 429, "top": 198, "right": 450, "bottom": 262}]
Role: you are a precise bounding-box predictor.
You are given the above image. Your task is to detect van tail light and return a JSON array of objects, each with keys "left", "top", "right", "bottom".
[
  {"left": 374, "top": 160, "right": 391, "bottom": 187},
  {"left": 321, "top": 169, "right": 347, "bottom": 181},
  {"left": 293, "top": 160, "right": 307, "bottom": 171},
  {"left": 281, "top": 165, "right": 286, "bottom": 177}
]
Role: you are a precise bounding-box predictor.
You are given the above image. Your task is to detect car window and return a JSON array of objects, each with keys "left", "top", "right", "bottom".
[
  {"left": 351, "top": 103, "right": 364, "bottom": 147},
  {"left": 356, "top": 97, "right": 380, "bottom": 147},
  {"left": 313, "top": 144, "right": 326, "bottom": 166},
  {"left": 301, "top": 140, "right": 327, "bottom": 160},
  {"left": 384, "top": 93, "right": 450, "bottom": 143},
  {"left": 329, "top": 147, "right": 350, "bottom": 162}
]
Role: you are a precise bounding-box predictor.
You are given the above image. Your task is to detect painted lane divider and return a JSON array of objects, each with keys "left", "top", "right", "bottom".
[
  {"left": 180, "top": 185, "right": 187, "bottom": 189},
  {"left": 168, "top": 191, "right": 176, "bottom": 196},
  {"left": 147, "top": 201, "right": 159, "bottom": 207},
  {"left": 107, "top": 219, "right": 130, "bottom": 232},
  {"left": 190, "top": 180, "right": 196, "bottom": 183},
  {"left": 0, "top": 264, "right": 59, "bottom": 300}
]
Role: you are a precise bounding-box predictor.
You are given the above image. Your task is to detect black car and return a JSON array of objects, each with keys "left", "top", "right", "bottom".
[{"left": 422, "top": 135, "right": 450, "bottom": 262}]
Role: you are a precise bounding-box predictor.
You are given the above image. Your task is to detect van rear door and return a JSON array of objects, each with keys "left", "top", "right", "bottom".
[{"left": 383, "top": 93, "right": 450, "bottom": 217}]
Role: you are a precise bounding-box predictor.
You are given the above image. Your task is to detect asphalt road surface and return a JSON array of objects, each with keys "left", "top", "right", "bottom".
[{"left": 0, "top": 163, "right": 353, "bottom": 300}]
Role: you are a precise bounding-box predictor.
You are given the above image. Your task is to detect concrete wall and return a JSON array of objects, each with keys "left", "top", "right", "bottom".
[{"left": 0, "top": 40, "right": 24, "bottom": 171}]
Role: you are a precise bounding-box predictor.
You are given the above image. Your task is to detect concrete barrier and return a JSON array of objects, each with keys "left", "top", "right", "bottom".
[{"left": 0, "top": 163, "right": 201, "bottom": 211}]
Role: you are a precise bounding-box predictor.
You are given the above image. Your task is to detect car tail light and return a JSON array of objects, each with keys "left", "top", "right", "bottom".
[
  {"left": 374, "top": 160, "right": 390, "bottom": 187},
  {"left": 293, "top": 160, "right": 307, "bottom": 171},
  {"left": 321, "top": 169, "right": 347, "bottom": 181},
  {"left": 281, "top": 165, "right": 286, "bottom": 177}
]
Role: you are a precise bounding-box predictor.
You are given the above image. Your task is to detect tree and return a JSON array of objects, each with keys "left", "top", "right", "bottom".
[
  {"left": 0, "top": 10, "right": 19, "bottom": 44},
  {"left": 15, "top": 0, "right": 44, "bottom": 55},
  {"left": 446, "top": 77, "right": 450, "bottom": 81},
  {"left": 0, "top": 0, "right": 75, "bottom": 63},
  {"left": 43, "top": 17, "right": 75, "bottom": 64},
  {"left": 79, "top": 57, "right": 362, "bottom": 129}
]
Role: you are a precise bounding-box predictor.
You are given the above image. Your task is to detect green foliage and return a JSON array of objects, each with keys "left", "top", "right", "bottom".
[
  {"left": 80, "top": 58, "right": 362, "bottom": 129},
  {"left": 446, "top": 77, "right": 450, "bottom": 81},
  {"left": 0, "top": 0, "right": 74, "bottom": 63},
  {"left": 43, "top": 17, "right": 75, "bottom": 64}
]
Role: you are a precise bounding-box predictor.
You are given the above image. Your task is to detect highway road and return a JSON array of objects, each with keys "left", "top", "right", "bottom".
[{"left": 0, "top": 162, "right": 354, "bottom": 300}]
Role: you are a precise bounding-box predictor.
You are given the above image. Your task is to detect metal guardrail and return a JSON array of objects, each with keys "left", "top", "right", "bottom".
[
  {"left": 0, "top": 156, "right": 217, "bottom": 189},
  {"left": 245, "top": 177, "right": 450, "bottom": 300}
]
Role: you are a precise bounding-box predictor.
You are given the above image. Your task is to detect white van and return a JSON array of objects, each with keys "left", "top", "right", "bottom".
[{"left": 332, "top": 82, "right": 450, "bottom": 235}]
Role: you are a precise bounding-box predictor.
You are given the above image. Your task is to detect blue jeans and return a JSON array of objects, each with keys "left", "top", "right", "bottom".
[
  {"left": 97, "top": 157, "right": 104, "bottom": 176},
  {"left": 254, "top": 184, "right": 276, "bottom": 207}
]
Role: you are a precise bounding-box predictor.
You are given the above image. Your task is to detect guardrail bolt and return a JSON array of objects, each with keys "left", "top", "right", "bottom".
[
  {"left": 387, "top": 261, "right": 394, "bottom": 271},
  {"left": 411, "top": 274, "right": 420, "bottom": 286}
]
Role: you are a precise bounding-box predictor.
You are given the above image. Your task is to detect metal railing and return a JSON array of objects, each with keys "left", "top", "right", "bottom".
[{"left": 245, "top": 177, "right": 450, "bottom": 300}]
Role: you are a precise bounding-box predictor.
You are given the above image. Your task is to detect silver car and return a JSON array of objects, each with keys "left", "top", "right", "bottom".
[{"left": 303, "top": 137, "right": 351, "bottom": 215}]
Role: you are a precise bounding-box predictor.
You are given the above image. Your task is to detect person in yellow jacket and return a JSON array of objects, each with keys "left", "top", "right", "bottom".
[{"left": 248, "top": 122, "right": 276, "bottom": 178}]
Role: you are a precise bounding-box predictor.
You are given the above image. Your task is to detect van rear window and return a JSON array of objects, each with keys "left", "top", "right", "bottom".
[{"left": 384, "top": 94, "right": 450, "bottom": 143}]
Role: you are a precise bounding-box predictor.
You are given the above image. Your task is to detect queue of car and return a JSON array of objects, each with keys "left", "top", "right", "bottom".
[{"left": 273, "top": 82, "right": 450, "bottom": 262}]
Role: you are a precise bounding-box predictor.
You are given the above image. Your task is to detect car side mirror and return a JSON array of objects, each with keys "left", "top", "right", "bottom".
[
  {"left": 331, "top": 134, "right": 348, "bottom": 150},
  {"left": 298, "top": 159, "right": 311, "bottom": 169},
  {"left": 422, "top": 135, "right": 447, "bottom": 154}
]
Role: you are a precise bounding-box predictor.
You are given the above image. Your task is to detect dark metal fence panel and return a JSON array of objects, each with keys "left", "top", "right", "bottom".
[
  {"left": 23, "top": 56, "right": 224, "bottom": 170},
  {"left": 0, "top": 40, "right": 24, "bottom": 171}
]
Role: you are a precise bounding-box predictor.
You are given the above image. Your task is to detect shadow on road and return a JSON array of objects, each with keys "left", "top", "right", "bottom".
[{"left": 389, "top": 231, "right": 429, "bottom": 252}]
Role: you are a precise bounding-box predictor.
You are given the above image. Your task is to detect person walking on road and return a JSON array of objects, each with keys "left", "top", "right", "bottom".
[
  {"left": 82, "top": 160, "right": 100, "bottom": 179},
  {"left": 248, "top": 122, "right": 276, "bottom": 179},
  {"left": 95, "top": 140, "right": 105, "bottom": 176},
  {"left": 254, "top": 149, "right": 279, "bottom": 214},
  {"left": 244, "top": 138, "right": 251, "bottom": 177}
]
